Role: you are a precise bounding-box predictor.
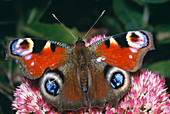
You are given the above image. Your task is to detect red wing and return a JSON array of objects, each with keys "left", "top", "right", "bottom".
[
  {"left": 6, "top": 38, "right": 72, "bottom": 79},
  {"left": 95, "top": 43, "right": 140, "bottom": 71},
  {"left": 90, "top": 30, "right": 154, "bottom": 72}
]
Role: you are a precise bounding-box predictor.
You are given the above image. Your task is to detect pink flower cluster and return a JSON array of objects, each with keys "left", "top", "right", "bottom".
[
  {"left": 72, "top": 35, "right": 105, "bottom": 48},
  {"left": 12, "top": 70, "right": 170, "bottom": 114},
  {"left": 106, "top": 70, "right": 170, "bottom": 114},
  {"left": 85, "top": 35, "right": 106, "bottom": 47},
  {"left": 12, "top": 81, "right": 57, "bottom": 113}
]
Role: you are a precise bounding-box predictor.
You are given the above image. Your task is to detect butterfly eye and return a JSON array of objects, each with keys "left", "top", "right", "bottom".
[
  {"left": 104, "top": 65, "right": 129, "bottom": 89},
  {"left": 39, "top": 69, "right": 64, "bottom": 96}
]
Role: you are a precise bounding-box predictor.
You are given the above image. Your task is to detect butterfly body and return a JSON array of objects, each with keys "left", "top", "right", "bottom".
[{"left": 6, "top": 30, "right": 154, "bottom": 111}]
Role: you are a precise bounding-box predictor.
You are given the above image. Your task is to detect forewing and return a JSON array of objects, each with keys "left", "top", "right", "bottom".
[
  {"left": 6, "top": 38, "right": 72, "bottom": 79},
  {"left": 89, "top": 30, "right": 154, "bottom": 72}
]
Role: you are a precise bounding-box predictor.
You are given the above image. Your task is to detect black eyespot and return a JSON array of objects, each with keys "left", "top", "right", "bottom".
[
  {"left": 110, "top": 72, "right": 124, "bottom": 89},
  {"left": 45, "top": 79, "right": 60, "bottom": 95},
  {"left": 131, "top": 32, "right": 139, "bottom": 38},
  {"left": 20, "top": 40, "right": 29, "bottom": 45}
]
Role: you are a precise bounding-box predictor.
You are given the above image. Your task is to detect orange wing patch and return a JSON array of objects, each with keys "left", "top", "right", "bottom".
[
  {"left": 21, "top": 46, "right": 70, "bottom": 78},
  {"left": 95, "top": 43, "right": 140, "bottom": 72}
]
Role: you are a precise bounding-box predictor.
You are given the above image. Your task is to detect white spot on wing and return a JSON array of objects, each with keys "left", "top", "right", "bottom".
[
  {"left": 129, "top": 48, "right": 138, "bottom": 53},
  {"left": 21, "top": 50, "right": 32, "bottom": 56},
  {"left": 31, "top": 62, "right": 34, "bottom": 66},
  {"left": 129, "top": 55, "right": 133, "bottom": 59},
  {"left": 16, "top": 50, "right": 22, "bottom": 53},
  {"left": 25, "top": 55, "right": 32, "bottom": 60},
  {"left": 96, "top": 56, "right": 106, "bottom": 62}
]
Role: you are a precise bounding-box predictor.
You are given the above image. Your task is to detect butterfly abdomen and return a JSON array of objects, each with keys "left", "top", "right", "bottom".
[{"left": 73, "top": 40, "right": 91, "bottom": 92}]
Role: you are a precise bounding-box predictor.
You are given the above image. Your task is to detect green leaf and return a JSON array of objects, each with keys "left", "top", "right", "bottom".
[
  {"left": 26, "top": 0, "right": 52, "bottom": 24},
  {"left": 144, "top": 60, "right": 170, "bottom": 77},
  {"left": 113, "top": 0, "right": 142, "bottom": 30},
  {"left": 146, "top": 0, "right": 169, "bottom": 3},
  {"left": 23, "top": 22, "right": 81, "bottom": 44},
  {"left": 157, "top": 38, "right": 170, "bottom": 44},
  {"left": 132, "top": 0, "right": 169, "bottom": 5},
  {"left": 156, "top": 24, "right": 170, "bottom": 33},
  {"left": 101, "top": 16, "right": 123, "bottom": 34},
  {"left": 132, "top": 0, "right": 145, "bottom": 6},
  {"left": 0, "top": 21, "right": 15, "bottom": 25}
]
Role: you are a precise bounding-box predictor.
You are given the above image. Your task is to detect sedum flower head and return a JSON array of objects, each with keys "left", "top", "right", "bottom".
[
  {"left": 11, "top": 80, "right": 56, "bottom": 113},
  {"left": 12, "top": 70, "right": 170, "bottom": 114},
  {"left": 85, "top": 35, "right": 106, "bottom": 47},
  {"left": 107, "top": 70, "right": 170, "bottom": 114}
]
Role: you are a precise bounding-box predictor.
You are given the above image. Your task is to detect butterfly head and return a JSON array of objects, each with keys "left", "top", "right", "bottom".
[{"left": 75, "top": 37, "right": 85, "bottom": 47}]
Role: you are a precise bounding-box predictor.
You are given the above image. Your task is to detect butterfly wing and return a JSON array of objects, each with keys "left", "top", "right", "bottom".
[
  {"left": 89, "top": 30, "right": 155, "bottom": 72},
  {"left": 88, "top": 30, "right": 154, "bottom": 107},
  {"left": 6, "top": 38, "right": 72, "bottom": 79},
  {"left": 39, "top": 63, "right": 86, "bottom": 111},
  {"left": 6, "top": 38, "right": 86, "bottom": 111},
  {"left": 88, "top": 62, "right": 130, "bottom": 107}
]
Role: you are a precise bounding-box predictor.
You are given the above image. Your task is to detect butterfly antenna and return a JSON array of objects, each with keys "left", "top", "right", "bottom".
[
  {"left": 52, "top": 13, "right": 77, "bottom": 39},
  {"left": 83, "top": 10, "right": 105, "bottom": 39}
]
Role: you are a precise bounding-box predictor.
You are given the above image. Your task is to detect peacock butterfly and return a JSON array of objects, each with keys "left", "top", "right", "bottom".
[{"left": 6, "top": 30, "right": 154, "bottom": 112}]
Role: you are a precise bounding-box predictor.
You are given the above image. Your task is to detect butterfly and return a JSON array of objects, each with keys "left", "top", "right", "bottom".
[{"left": 6, "top": 30, "right": 154, "bottom": 112}]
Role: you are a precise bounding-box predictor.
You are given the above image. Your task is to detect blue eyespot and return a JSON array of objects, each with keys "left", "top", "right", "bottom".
[
  {"left": 11, "top": 41, "right": 18, "bottom": 55},
  {"left": 110, "top": 72, "right": 124, "bottom": 89},
  {"left": 45, "top": 79, "right": 60, "bottom": 95}
]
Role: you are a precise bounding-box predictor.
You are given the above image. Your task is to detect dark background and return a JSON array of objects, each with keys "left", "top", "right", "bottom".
[{"left": 0, "top": 0, "right": 170, "bottom": 113}]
